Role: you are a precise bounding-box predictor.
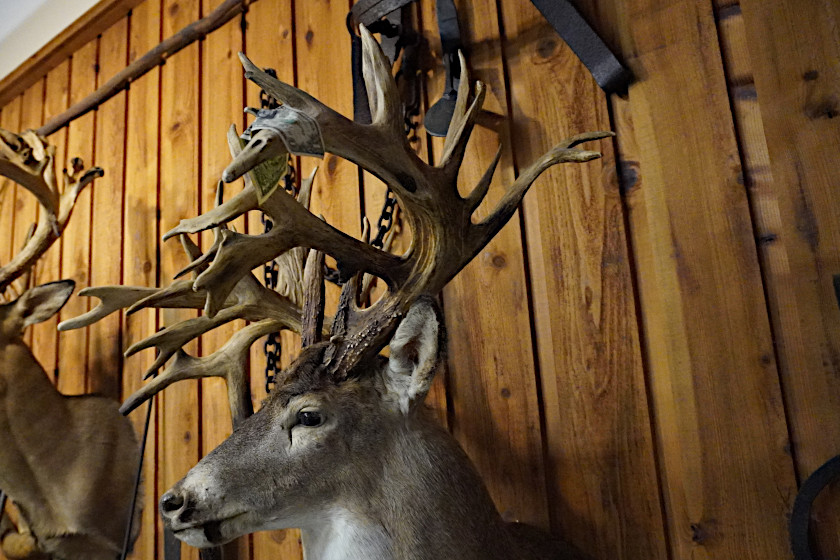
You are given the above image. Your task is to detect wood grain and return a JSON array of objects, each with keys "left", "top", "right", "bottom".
[
  {"left": 499, "top": 0, "right": 669, "bottom": 556},
  {"left": 159, "top": 0, "right": 201, "bottom": 558},
  {"left": 735, "top": 0, "right": 840, "bottom": 554},
  {"left": 57, "top": 39, "right": 98, "bottom": 396},
  {"left": 0, "top": 0, "right": 145, "bottom": 109},
  {"left": 122, "top": 1, "right": 162, "bottom": 556},
  {"left": 419, "top": 0, "right": 551, "bottom": 529},
  {"left": 89, "top": 17, "right": 129, "bottom": 399},
  {"left": 604, "top": 0, "right": 797, "bottom": 557}
]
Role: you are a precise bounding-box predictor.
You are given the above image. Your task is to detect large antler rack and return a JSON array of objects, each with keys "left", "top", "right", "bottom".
[
  {"left": 163, "top": 26, "right": 611, "bottom": 381},
  {"left": 0, "top": 129, "right": 103, "bottom": 295},
  {"left": 62, "top": 25, "right": 611, "bottom": 427}
]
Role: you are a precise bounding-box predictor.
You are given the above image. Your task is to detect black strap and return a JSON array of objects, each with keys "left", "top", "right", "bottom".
[
  {"left": 348, "top": 0, "right": 416, "bottom": 124},
  {"left": 529, "top": 0, "right": 630, "bottom": 93},
  {"left": 791, "top": 455, "right": 840, "bottom": 560},
  {"left": 349, "top": 0, "right": 412, "bottom": 28},
  {"left": 120, "top": 399, "right": 154, "bottom": 560},
  {"left": 164, "top": 526, "right": 182, "bottom": 560},
  {"left": 424, "top": 0, "right": 461, "bottom": 137},
  {"left": 200, "top": 547, "right": 223, "bottom": 560}
]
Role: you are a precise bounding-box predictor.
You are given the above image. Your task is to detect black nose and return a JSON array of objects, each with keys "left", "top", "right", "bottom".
[
  {"left": 160, "top": 489, "right": 197, "bottom": 526},
  {"left": 160, "top": 491, "right": 184, "bottom": 513}
]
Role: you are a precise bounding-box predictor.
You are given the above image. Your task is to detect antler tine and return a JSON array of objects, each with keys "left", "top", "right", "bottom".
[
  {"left": 473, "top": 132, "right": 615, "bottom": 249},
  {"left": 465, "top": 143, "right": 503, "bottom": 214},
  {"left": 301, "top": 248, "right": 325, "bottom": 348},
  {"left": 57, "top": 286, "right": 178, "bottom": 331},
  {"left": 120, "top": 319, "right": 284, "bottom": 426},
  {"left": 359, "top": 25, "right": 403, "bottom": 138},
  {"left": 439, "top": 51, "right": 484, "bottom": 172},
  {"left": 125, "top": 307, "right": 248, "bottom": 377},
  {"left": 0, "top": 128, "right": 103, "bottom": 291}
]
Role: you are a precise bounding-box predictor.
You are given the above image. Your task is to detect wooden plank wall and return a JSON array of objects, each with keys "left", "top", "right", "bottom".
[{"left": 1, "top": 0, "right": 838, "bottom": 558}]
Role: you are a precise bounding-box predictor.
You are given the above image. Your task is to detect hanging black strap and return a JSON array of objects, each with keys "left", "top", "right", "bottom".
[
  {"left": 164, "top": 527, "right": 182, "bottom": 560},
  {"left": 529, "top": 0, "right": 630, "bottom": 93},
  {"left": 424, "top": 0, "right": 461, "bottom": 136}
]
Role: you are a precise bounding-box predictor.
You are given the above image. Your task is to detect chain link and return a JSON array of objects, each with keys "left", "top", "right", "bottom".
[
  {"left": 259, "top": 67, "right": 295, "bottom": 394},
  {"left": 372, "top": 188, "right": 398, "bottom": 248}
]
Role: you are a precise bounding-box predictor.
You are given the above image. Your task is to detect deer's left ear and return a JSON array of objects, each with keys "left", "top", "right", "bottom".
[
  {"left": 13, "top": 280, "right": 75, "bottom": 331},
  {"left": 385, "top": 297, "right": 445, "bottom": 414}
]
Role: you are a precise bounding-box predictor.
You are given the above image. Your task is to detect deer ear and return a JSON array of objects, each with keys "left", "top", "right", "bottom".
[
  {"left": 386, "top": 297, "right": 445, "bottom": 414},
  {"left": 14, "top": 280, "right": 76, "bottom": 330}
]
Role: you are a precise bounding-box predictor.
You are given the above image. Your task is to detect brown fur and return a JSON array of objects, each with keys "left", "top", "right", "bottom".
[{"left": 0, "top": 282, "right": 141, "bottom": 560}]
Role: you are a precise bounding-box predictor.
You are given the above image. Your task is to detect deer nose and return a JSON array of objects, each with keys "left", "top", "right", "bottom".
[
  {"left": 160, "top": 490, "right": 196, "bottom": 525},
  {"left": 160, "top": 491, "right": 184, "bottom": 512}
]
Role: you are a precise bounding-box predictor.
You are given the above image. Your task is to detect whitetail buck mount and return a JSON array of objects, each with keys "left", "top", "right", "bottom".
[
  {"left": 62, "top": 27, "right": 611, "bottom": 559},
  {"left": 0, "top": 130, "right": 141, "bottom": 559}
]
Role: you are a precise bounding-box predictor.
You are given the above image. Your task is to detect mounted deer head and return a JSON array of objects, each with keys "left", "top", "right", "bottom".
[
  {"left": 62, "top": 27, "right": 609, "bottom": 559},
  {"left": 0, "top": 130, "right": 141, "bottom": 560}
]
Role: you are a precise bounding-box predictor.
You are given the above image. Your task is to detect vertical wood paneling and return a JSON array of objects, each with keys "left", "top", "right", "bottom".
[
  {"left": 499, "top": 0, "right": 669, "bottom": 556},
  {"left": 735, "top": 0, "right": 840, "bottom": 555},
  {"left": 242, "top": 0, "right": 303, "bottom": 556},
  {"left": 30, "top": 61, "right": 71, "bottom": 382},
  {"left": 602, "top": 0, "right": 797, "bottom": 557},
  {"left": 159, "top": 0, "right": 201, "bottom": 557},
  {"left": 90, "top": 17, "right": 129, "bottom": 399},
  {"left": 122, "top": 1, "right": 162, "bottom": 556},
  {"left": 57, "top": 39, "right": 99, "bottom": 396},
  {"left": 419, "top": 0, "right": 550, "bottom": 528}
]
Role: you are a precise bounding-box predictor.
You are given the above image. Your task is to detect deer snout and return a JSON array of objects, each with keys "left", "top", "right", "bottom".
[{"left": 160, "top": 489, "right": 197, "bottom": 527}]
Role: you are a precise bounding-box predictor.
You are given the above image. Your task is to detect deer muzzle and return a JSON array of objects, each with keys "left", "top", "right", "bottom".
[{"left": 159, "top": 480, "right": 245, "bottom": 548}]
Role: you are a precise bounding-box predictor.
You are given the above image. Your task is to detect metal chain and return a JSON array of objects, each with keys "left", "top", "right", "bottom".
[
  {"left": 372, "top": 188, "right": 398, "bottom": 248},
  {"left": 259, "top": 68, "right": 296, "bottom": 394}
]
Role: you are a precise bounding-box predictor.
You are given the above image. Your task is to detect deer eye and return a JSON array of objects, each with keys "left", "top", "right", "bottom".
[{"left": 297, "top": 410, "right": 323, "bottom": 427}]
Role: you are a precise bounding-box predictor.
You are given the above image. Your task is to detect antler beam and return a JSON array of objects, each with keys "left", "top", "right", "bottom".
[{"left": 0, "top": 129, "right": 103, "bottom": 293}]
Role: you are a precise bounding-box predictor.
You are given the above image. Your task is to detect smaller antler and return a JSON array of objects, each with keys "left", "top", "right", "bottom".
[{"left": 0, "top": 129, "right": 103, "bottom": 293}]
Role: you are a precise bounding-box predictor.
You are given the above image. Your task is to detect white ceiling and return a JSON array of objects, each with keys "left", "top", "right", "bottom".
[{"left": 0, "top": 0, "right": 100, "bottom": 81}]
